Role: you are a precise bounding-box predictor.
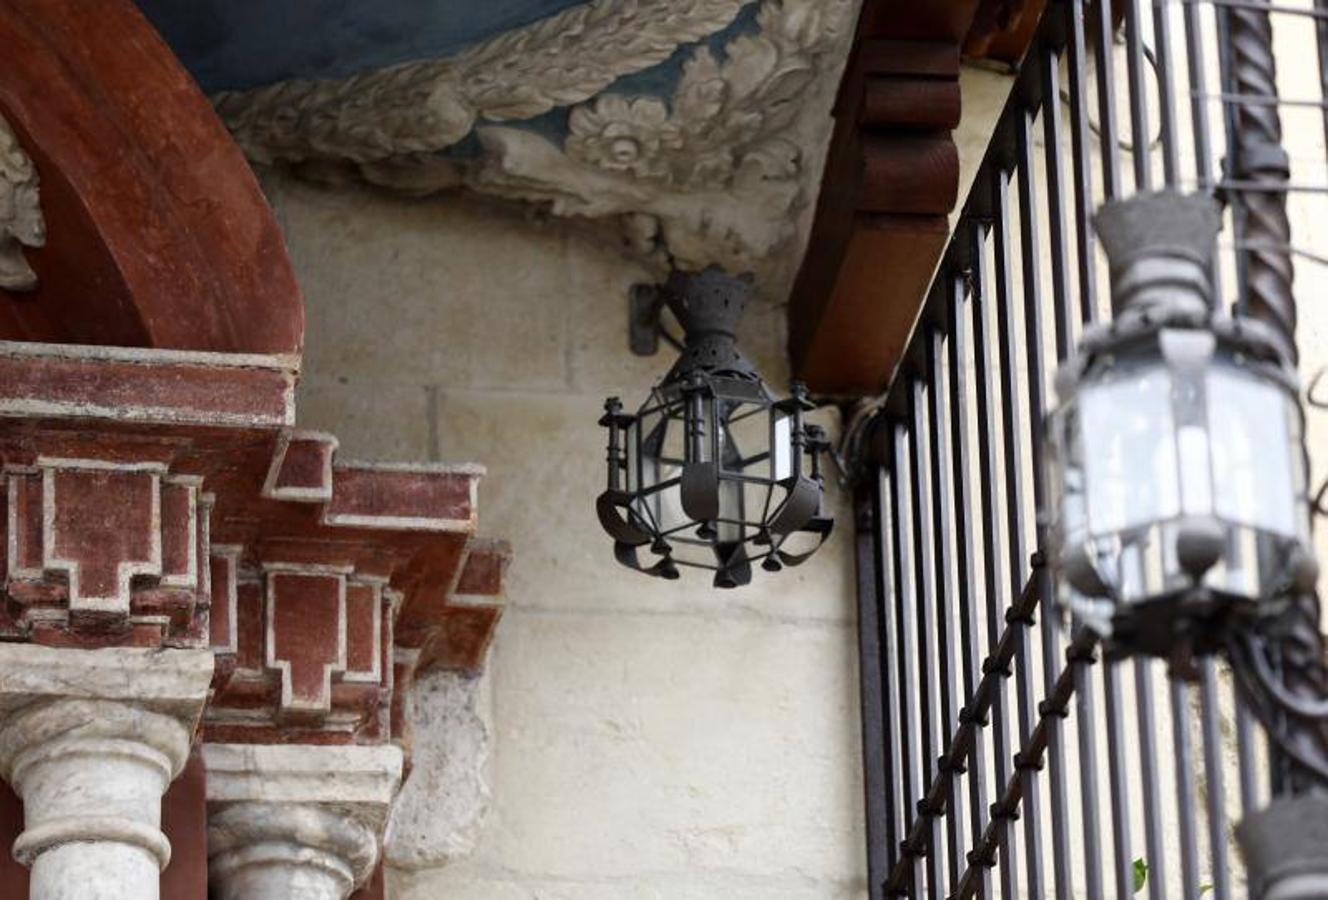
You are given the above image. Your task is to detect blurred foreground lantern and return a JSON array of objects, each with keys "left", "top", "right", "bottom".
[
  {"left": 1045, "top": 192, "right": 1316, "bottom": 657},
  {"left": 597, "top": 268, "right": 833, "bottom": 588}
]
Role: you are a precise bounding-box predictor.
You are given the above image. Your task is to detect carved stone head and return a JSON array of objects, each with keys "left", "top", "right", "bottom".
[{"left": 0, "top": 112, "right": 44, "bottom": 292}]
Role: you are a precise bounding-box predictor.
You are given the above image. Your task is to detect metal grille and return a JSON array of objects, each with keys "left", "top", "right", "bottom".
[{"left": 853, "top": 1, "right": 1328, "bottom": 896}]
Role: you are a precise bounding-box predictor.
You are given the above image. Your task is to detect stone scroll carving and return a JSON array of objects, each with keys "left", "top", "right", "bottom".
[
  {"left": 213, "top": 0, "right": 751, "bottom": 166},
  {"left": 214, "top": 0, "right": 859, "bottom": 275},
  {"left": 0, "top": 111, "right": 44, "bottom": 292},
  {"left": 466, "top": 0, "right": 858, "bottom": 273}
]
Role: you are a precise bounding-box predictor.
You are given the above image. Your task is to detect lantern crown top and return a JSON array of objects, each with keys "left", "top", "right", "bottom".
[
  {"left": 662, "top": 266, "right": 759, "bottom": 382},
  {"left": 663, "top": 266, "right": 750, "bottom": 337},
  {"left": 1093, "top": 191, "right": 1221, "bottom": 320},
  {"left": 1093, "top": 190, "right": 1221, "bottom": 274}
]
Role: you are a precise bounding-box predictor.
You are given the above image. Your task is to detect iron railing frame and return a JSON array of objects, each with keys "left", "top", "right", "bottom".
[{"left": 851, "top": 0, "right": 1320, "bottom": 896}]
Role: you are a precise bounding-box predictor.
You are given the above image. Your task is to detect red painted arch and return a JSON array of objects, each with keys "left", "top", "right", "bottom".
[{"left": 0, "top": 0, "right": 303, "bottom": 355}]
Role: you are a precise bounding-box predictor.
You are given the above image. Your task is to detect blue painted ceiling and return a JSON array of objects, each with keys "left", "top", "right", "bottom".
[
  {"left": 134, "top": 0, "right": 590, "bottom": 93},
  {"left": 134, "top": 0, "right": 763, "bottom": 152}
]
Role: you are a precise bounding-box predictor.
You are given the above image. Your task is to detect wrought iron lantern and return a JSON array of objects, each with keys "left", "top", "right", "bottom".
[
  {"left": 597, "top": 268, "right": 833, "bottom": 588},
  {"left": 1045, "top": 192, "right": 1317, "bottom": 658}
]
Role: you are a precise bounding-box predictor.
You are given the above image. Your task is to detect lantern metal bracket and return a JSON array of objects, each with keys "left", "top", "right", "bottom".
[
  {"left": 628, "top": 283, "right": 689, "bottom": 358},
  {"left": 628, "top": 269, "right": 756, "bottom": 366},
  {"left": 629, "top": 283, "right": 666, "bottom": 356}
]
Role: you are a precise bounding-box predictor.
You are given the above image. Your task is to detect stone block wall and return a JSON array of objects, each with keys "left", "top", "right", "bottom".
[{"left": 261, "top": 174, "right": 868, "bottom": 899}]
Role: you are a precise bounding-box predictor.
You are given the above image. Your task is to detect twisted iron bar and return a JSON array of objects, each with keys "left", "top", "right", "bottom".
[
  {"left": 1227, "top": 0, "right": 1298, "bottom": 363},
  {"left": 1224, "top": 0, "right": 1328, "bottom": 810}
]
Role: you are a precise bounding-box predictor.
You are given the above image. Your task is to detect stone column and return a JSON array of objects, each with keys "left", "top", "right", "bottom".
[
  {"left": 0, "top": 643, "right": 214, "bottom": 900},
  {"left": 204, "top": 743, "right": 403, "bottom": 900}
]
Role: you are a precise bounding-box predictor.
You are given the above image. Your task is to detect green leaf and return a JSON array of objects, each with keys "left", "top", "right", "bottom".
[
  {"left": 1200, "top": 886, "right": 1213, "bottom": 895},
  {"left": 1133, "top": 858, "right": 1149, "bottom": 893}
]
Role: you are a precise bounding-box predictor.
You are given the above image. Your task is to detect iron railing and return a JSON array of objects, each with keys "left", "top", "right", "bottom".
[{"left": 853, "top": 0, "right": 1328, "bottom": 896}]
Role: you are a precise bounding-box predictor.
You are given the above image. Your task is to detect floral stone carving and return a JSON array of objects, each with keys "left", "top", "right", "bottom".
[
  {"left": 214, "top": 0, "right": 750, "bottom": 166},
  {"left": 214, "top": 0, "right": 859, "bottom": 276},
  {"left": 0, "top": 111, "right": 44, "bottom": 292}
]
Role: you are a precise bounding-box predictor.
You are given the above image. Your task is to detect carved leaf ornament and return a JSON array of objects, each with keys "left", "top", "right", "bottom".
[{"left": 214, "top": 0, "right": 857, "bottom": 271}]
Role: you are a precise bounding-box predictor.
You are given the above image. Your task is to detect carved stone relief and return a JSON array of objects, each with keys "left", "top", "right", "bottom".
[
  {"left": 213, "top": 0, "right": 859, "bottom": 277},
  {"left": 0, "top": 111, "right": 44, "bottom": 292},
  {"left": 214, "top": 0, "right": 751, "bottom": 167}
]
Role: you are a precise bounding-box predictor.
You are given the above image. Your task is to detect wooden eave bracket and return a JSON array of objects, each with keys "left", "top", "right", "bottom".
[{"left": 788, "top": 0, "right": 1048, "bottom": 396}]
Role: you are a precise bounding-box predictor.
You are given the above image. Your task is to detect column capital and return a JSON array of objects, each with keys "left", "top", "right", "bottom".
[
  {"left": 0, "top": 644, "right": 213, "bottom": 899},
  {"left": 204, "top": 743, "right": 403, "bottom": 898},
  {"left": 0, "top": 643, "right": 215, "bottom": 722}
]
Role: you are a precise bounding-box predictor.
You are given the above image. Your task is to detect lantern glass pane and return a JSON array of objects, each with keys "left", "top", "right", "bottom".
[
  {"left": 625, "top": 419, "right": 640, "bottom": 494},
  {"left": 1206, "top": 364, "right": 1297, "bottom": 537},
  {"left": 773, "top": 412, "right": 792, "bottom": 481},
  {"left": 1176, "top": 424, "right": 1214, "bottom": 516},
  {"left": 1080, "top": 361, "right": 1180, "bottom": 535},
  {"left": 639, "top": 412, "right": 688, "bottom": 534},
  {"left": 699, "top": 396, "right": 717, "bottom": 464},
  {"left": 721, "top": 401, "right": 765, "bottom": 474},
  {"left": 745, "top": 480, "right": 774, "bottom": 527},
  {"left": 716, "top": 477, "right": 745, "bottom": 545},
  {"left": 647, "top": 479, "right": 688, "bottom": 535}
]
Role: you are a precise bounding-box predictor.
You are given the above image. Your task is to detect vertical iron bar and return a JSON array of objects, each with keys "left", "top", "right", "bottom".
[
  {"left": 998, "top": 165, "right": 1046, "bottom": 900},
  {"left": 1215, "top": 3, "right": 1253, "bottom": 313},
  {"left": 1101, "top": 662, "right": 1135, "bottom": 900},
  {"left": 1235, "top": 701, "right": 1260, "bottom": 899},
  {"left": 1182, "top": 0, "right": 1228, "bottom": 308},
  {"left": 1171, "top": 678, "right": 1204, "bottom": 897},
  {"left": 948, "top": 254, "right": 994, "bottom": 900},
  {"left": 855, "top": 482, "right": 889, "bottom": 900},
  {"left": 1072, "top": 658, "right": 1105, "bottom": 900},
  {"left": 892, "top": 422, "right": 926, "bottom": 894},
  {"left": 911, "top": 378, "right": 948, "bottom": 896},
  {"left": 1126, "top": 0, "right": 1155, "bottom": 191},
  {"left": 877, "top": 468, "right": 907, "bottom": 878},
  {"left": 1041, "top": 48, "right": 1079, "bottom": 360},
  {"left": 1154, "top": 0, "right": 1183, "bottom": 186},
  {"left": 928, "top": 326, "right": 966, "bottom": 892},
  {"left": 1081, "top": 12, "right": 1137, "bottom": 864},
  {"left": 1025, "top": 60, "right": 1078, "bottom": 897},
  {"left": 1095, "top": 0, "right": 1124, "bottom": 200},
  {"left": 1200, "top": 659, "right": 1232, "bottom": 900},
  {"left": 1183, "top": 28, "right": 1245, "bottom": 889},
  {"left": 1066, "top": 0, "right": 1101, "bottom": 326},
  {"left": 1136, "top": 658, "right": 1168, "bottom": 900},
  {"left": 986, "top": 168, "right": 1026, "bottom": 900}
]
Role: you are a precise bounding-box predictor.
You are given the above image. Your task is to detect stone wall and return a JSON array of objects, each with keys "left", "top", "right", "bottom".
[{"left": 261, "top": 174, "right": 867, "bottom": 899}]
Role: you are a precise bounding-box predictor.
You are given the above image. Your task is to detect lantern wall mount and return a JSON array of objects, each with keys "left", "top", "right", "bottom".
[{"left": 597, "top": 268, "right": 833, "bottom": 589}]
